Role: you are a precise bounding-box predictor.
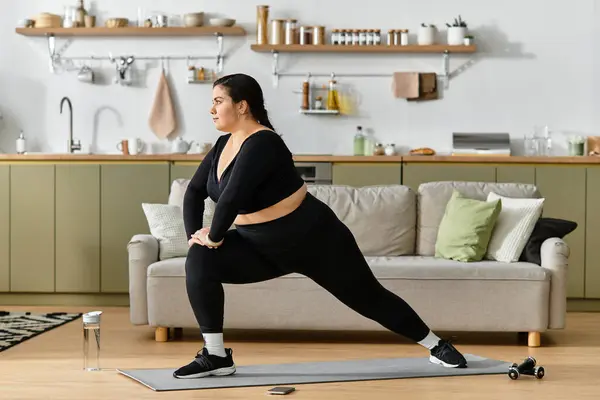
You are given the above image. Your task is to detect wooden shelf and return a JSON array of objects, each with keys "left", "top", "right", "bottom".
[
  {"left": 15, "top": 26, "right": 246, "bottom": 37},
  {"left": 251, "top": 44, "right": 476, "bottom": 53}
]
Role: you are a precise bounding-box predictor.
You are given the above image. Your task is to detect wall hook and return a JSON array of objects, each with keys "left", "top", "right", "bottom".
[{"left": 215, "top": 33, "right": 224, "bottom": 73}]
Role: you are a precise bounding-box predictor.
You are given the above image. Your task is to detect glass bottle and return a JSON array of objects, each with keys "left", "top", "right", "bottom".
[
  {"left": 83, "top": 311, "right": 102, "bottom": 371},
  {"left": 353, "top": 126, "right": 365, "bottom": 156},
  {"left": 326, "top": 79, "right": 340, "bottom": 111}
]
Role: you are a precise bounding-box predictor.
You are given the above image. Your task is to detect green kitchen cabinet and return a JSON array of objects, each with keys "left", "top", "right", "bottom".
[
  {"left": 170, "top": 162, "right": 200, "bottom": 182},
  {"left": 535, "top": 166, "right": 586, "bottom": 298},
  {"left": 332, "top": 163, "right": 402, "bottom": 187},
  {"left": 10, "top": 165, "right": 55, "bottom": 292},
  {"left": 55, "top": 164, "right": 101, "bottom": 293},
  {"left": 585, "top": 167, "right": 600, "bottom": 298},
  {"left": 100, "top": 163, "right": 170, "bottom": 293},
  {"left": 0, "top": 166, "right": 9, "bottom": 292},
  {"left": 402, "top": 163, "right": 496, "bottom": 192},
  {"left": 496, "top": 166, "right": 536, "bottom": 184}
]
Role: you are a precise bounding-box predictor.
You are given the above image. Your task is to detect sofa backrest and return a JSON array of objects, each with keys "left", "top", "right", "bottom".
[
  {"left": 168, "top": 179, "right": 417, "bottom": 256},
  {"left": 416, "top": 181, "right": 542, "bottom": 256},
  {"left": 308, "top": 184, "right": 416, "bottom": 256}
]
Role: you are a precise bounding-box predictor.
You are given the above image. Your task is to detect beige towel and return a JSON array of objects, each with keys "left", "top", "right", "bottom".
[
  {"left": 149, "top": 69, "right": 177, "bottom": 138},
  {"left": 392, "top": 72, "right": 419, "bottom": 99},
  {"left": 407, "top": 73, "right": 438, "bottom": 102}
]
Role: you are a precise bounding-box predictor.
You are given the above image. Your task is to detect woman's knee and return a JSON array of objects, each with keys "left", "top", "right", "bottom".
[{"left": 185, "top": 244, "right": 221, "bottom": 282}]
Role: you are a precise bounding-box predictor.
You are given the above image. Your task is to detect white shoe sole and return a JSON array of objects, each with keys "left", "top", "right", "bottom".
[
  {"left": 429, "top": 355, "right": 466, "bottom": 368},
  {"left": 174, "top": 364, "right": 236, "bottom": 379}
]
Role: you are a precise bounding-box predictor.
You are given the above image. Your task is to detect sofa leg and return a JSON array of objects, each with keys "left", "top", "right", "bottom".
[
  {"left": 528, "top": 332, "right": 541, "bottom": 347},
  {"left": 155, "top": 327, "right": 169, "bottom": 342}
]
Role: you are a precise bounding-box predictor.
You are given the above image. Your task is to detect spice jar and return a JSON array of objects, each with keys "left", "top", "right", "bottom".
[
  {"left": 374, "top": 143, "right": 385, "bottom": 155},
  {"left": 399, "top": 29, "right": 409, "bottom": 46},
  {"left": 384, "top": 143, "right": 396, "bottom": 156},
  {"left": 314, "top": 96, "right": 323, "bottom": 109},
  {"left": 387, "top": 29, "right": 395, "bottom": 46},
  {"left": 331, "top": 29, "right": 340, "bottom": 45},
  {"left": 196, "top": 67, "right": 205, "bottom": 81}
]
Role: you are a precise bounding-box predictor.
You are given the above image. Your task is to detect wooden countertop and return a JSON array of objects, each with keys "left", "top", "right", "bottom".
[{"left": 1, "top": 153, "right": 599, "bottom": 164}]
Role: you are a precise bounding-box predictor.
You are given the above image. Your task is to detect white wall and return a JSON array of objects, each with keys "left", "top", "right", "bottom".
[{"left": 1, "top": 0, "right": 598, "bottom": 155}]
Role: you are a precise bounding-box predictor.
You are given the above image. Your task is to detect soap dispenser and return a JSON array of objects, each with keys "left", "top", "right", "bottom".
[{"left": 16, "top": 131, "right": 26, "bottom": 154}]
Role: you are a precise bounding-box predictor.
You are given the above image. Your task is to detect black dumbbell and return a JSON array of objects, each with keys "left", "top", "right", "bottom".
[{"left": 508, "top": 356, "right": 545, "bottom": 380}]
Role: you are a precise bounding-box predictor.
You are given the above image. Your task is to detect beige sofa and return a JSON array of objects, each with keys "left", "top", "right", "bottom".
[{"left": 127, "top": 181, "right": 569, "bottom": 347}]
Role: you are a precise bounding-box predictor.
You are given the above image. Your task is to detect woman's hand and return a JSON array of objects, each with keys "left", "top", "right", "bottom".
[{"left": 189, "top": 227, "right": 223, "bottom": 249}]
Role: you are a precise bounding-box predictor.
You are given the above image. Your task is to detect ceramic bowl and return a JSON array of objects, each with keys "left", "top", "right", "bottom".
[
  {"left": 183, "top": 12, "right": 204, "bottom": 27},
  {"left": 208, "top": 18, "right": 235, "bottom": 27}
]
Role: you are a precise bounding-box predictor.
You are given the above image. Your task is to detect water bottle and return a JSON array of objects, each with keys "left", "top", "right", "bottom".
[{"left": 82, "top": 311, "right": 102, "bottom": 371}]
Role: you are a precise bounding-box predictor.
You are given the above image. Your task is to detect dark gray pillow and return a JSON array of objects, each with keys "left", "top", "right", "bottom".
[{"left": 519, "top": 218, "right": 577, "bottom": 265}]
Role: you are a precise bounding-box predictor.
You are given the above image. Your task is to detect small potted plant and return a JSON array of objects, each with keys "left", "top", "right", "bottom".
[
  {"left": 446, "top": 15, "right": 468, "bottom": 45},
  {"left": 418, "top": 23, "right": 436, "bottom": 45},
  {"left": 464, "top": 34, "right": 474, "bottom": 45}
]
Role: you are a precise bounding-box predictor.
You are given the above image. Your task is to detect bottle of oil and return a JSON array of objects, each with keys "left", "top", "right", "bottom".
[
  {"left": 326, "top": 79, "right": 340, "bottom": 111},
  {"left": 353, "top": 126, "right": 365, "bottom": 156}
]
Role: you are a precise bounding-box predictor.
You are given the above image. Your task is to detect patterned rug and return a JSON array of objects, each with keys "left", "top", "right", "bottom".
[{"left": 0, "top": 311, "right": 82, "bottom": 352}]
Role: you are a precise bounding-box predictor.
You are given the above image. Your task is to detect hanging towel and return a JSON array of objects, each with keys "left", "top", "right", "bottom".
[
  {"left": 149, "top": 68, "right": 177, "bottom": 139},
  {"left": 408, "top": 73, "right": 439, "bottom": 102},
  {"left": 391, "top": 72, "right": 419, "bottom": 99}
]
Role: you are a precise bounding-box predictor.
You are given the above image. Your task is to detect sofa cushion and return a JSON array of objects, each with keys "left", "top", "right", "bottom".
[
  {"left": 485, "top": 192, "right": 545, "bottom": 263},
  {"left": 148, "top": 255, "right": 548, "bottom": 282},
  {"left": 417, "top": 181, "right": 541, "bottom": 256},
  {"left": 308, "top": 184, "right": 416, "bottom": 256},
  {"left": 435, "top": 190, "right": 502, "bottom": 262},
  {"left": 141, "top": 203, "right": 188, "bottom": 260}
]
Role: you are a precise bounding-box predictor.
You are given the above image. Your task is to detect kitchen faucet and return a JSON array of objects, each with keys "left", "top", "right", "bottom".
[{"left": 60, "top": 96, "right": 81, "bottom": 153}]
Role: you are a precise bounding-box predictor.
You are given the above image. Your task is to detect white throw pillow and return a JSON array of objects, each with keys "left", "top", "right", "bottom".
[
  {"left": 485, "top": 192, "right": 545, "bottom": 262},
  {"left": 141, "top": 203, "right": 188, "bottom": 260}
]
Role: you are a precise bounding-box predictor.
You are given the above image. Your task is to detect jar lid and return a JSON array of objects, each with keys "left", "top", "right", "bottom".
[{"left": 83, "top": 310, "right": 102, "bottom": 324}]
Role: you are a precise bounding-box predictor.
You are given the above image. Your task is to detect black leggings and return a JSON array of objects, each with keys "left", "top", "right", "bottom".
[{"left": 184, "top": 192, "right": 431, "bottom": 343}]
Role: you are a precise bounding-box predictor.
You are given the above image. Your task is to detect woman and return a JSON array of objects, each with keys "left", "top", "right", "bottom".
[{"left": 175, "top": 73, "right": 467, "bottom": 379}]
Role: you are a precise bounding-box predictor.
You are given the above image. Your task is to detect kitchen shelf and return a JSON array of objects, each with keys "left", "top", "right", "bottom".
[
  {"left": 251, "top": 44, "right": 476, "bottom": 53},
  {"left": 15, "top": 26, "right": 246, "bottom": 37},
  {"left": 254, "top": 43, "right": 477, "bottom": 89}
]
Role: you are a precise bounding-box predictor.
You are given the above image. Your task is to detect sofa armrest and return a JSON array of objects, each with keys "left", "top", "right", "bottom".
[
  {"left": 127, "top": 234, "right": 159, "bottom": 325},
  {"left": 540, "top": 237, "right": 570, "bottom": 329}
]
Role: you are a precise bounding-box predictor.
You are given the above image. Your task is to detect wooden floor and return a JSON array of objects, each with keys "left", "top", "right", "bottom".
[{"left": 1, "top": 306, "right": 599, "bottom": 400}]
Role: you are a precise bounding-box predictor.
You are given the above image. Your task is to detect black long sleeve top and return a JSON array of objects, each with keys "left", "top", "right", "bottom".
[{"left": 182, "top": 130, "right": 305, "bottom": 243}]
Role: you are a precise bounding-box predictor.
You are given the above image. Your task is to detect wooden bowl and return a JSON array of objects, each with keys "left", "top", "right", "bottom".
[{"left": 105, "top": 18, "right": 129, "bottom": 28}]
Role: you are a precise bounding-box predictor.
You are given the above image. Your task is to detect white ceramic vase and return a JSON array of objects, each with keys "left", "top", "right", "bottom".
[
  {"left": 447, "top": 27, "right": 467, "bottom": 45},
  {"left": 417, "top": 26, "right": 436, "bottom": 45}
]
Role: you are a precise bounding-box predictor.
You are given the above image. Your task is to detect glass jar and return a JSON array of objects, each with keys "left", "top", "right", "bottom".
[
  {"left": 326, "top": 79, "right": 340, "bottom": 111},
  {"left": 284, "top": 19, "right": 297, "bottom": 45},
  {"left": 270, "top": 19, "right": 284, "bottom": 45},
  {"left": 256, "top": 5, "right": 269, "bottom": 45},
  {"left": 374, "top": 143, "right": 385, "bottom": 155}
]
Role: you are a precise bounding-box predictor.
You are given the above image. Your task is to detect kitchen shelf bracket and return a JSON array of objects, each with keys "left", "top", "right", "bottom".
[{"left": 270, "top": 48, "right": 454, "bottom": 89}]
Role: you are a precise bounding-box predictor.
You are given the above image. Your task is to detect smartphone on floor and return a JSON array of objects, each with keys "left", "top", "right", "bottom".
[{"left": 267, "top": 386, "right": 295, "bottom": 395}]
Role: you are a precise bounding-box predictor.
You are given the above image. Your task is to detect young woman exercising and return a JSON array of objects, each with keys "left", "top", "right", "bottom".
[{"left": 174, "top": 73, "right": 467, "bottom": 379}]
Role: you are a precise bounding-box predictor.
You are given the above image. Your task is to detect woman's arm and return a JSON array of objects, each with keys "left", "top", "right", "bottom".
[
  {"left": 207, "top": 133, "right": 283, "bottom": 243},
  {"left": 183, "top": 143, "right": 218, "bottom": 239}
]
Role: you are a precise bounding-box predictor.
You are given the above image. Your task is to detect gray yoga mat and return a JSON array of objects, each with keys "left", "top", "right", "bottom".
[{"left": 117, "top": 354, "right": 512, "bottom": 392}]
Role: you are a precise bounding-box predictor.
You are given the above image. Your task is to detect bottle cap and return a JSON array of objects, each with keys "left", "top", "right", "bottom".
[{"left": 83, "top": 310, "right": 102, "bottom": 324}]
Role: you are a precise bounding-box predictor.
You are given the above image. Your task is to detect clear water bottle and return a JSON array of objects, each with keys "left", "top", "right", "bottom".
[{"left": 83, "top": 311, "right": 102, "bottom": 371}]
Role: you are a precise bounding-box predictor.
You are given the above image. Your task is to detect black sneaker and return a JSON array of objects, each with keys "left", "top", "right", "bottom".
[
  {"left": 173, "top": 347, "right": 236, "bottom": 379},
  {"left": 429, "top": 339, "right": 467, "bottom": 368}
]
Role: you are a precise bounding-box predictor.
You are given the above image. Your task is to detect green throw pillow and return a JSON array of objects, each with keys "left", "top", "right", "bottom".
[{"left": 435, "top": 190, "right": 502, "bottom": 262}]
